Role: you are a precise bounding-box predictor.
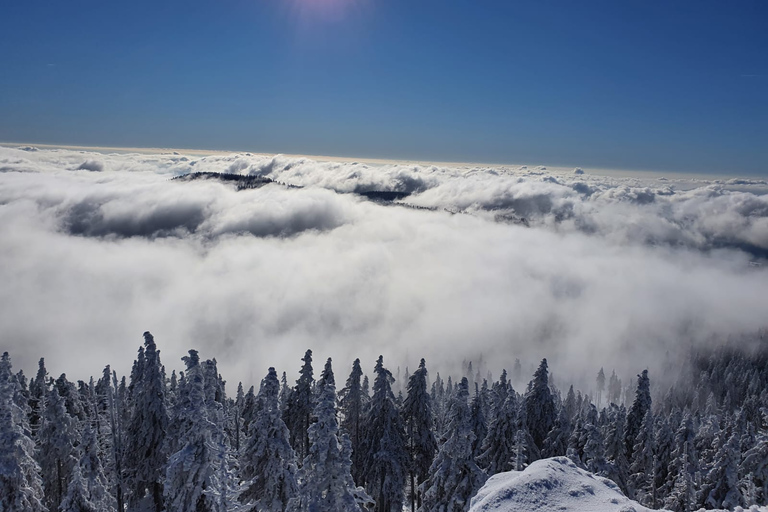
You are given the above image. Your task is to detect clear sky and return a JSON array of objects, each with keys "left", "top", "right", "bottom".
[{"left": 1, "top": 0, "right": 766, "bottom": 174}]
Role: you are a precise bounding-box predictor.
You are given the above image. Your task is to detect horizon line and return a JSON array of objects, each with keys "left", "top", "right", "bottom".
[{"left": 1, "top": 140, "right": 765, "bottom": 181}]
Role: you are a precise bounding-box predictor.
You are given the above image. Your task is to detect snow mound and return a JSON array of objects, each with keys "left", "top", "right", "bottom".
[
  {"left": 470, "top": 457, "right": 653, "bottom": 512},
  {"left": 470, "top": 457, "right": 768, "bottom": 512}
]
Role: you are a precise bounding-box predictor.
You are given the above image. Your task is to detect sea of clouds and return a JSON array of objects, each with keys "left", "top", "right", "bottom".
[{"left": 1, "top": 145, "right": 766, "bottom": 391}]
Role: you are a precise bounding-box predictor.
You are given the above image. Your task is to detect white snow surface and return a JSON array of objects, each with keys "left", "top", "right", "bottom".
[{"left": 469, "top": 457, "right": 767, "bottom": 512}]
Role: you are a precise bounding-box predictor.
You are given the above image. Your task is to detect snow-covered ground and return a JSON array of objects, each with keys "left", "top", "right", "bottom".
[{"left": 469, "top": 457, "right": 768, "bottom": 512}]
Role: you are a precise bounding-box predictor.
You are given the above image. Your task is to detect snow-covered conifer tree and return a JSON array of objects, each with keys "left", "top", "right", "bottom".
[
  {"left": 629, "top": 409, "right": 655, "bottom": 505},
  {"left": 240, "top": 367, "right": 298, "bottom": 512},
  {"left": 164, "top": 349, "right": 228, "bottom": 512},
  {"left": 625, "top": 369, "right": 651, "bottom": 461},
  {"left": 0, "top": 352, "right": 46, "bottom": 512},
  {"left": 700, "top": 429, "right": 743, "bottom": 509},
  {"left": 596, "top": 368, "right": 606, "bottom": 410},
  {"left": 419, "top": 377, "right": 486, "bottom": 512},
  {"left": 79, "top": 424, "right": 117, "bottom": 512},
  {"left": 284, "top": 350, "right": 314, "bottom": 463},
  {"left": 542, "top": 406, "right": 571, "bottom": 458},
  {"left": 59, "top": 465, "right": 98, "bottom": 512},
  {"left": 28, "top": 357, "right": 49, "bottom": 438},
  {"left": 477, "top": 389, "right": 516, "bottom": 476},
  {"left": 603, "top": 403, "right": 630, "bottom": 495},
  {"left": 665, "top": 436, "right": 696, "bottom": 512},
  {"left": 402, "top": 358, "right": 437, "bottom": 511},
  {"left": 288, "top": 358, "right": 363, "bottom": 512},
  {"left": 740, "top": 410, "right": 768, "bottom": 507},
  {"left": 125, "top": 332, "right": 168, "bottom": 512},
  {"left": 523, "top": 359, "right": 555, "bottom": 456},
  {"left": 339, "top": 358, "right": 365, "bottom": 484},
  {"left": 469, "top": 383, "right": 487, "bottom": 459},
  {"left": 38, "top": 386, "right": 78, "bottom": 511},
  {"left": 361, "top": 356, "right": 408, "bottom": 512}
]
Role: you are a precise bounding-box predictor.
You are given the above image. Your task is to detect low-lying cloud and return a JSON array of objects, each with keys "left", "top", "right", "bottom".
[{"left": 0, "top": 146, "right": 766, "bottom": 392}]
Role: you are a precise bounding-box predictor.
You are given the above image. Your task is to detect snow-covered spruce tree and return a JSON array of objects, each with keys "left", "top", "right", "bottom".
[
  {"left": 512, "top": 429, "right": 527, "bottom": 472},
  {"left": 402, "top": 358, "right": 438, "bottom": 512},
  {"left": 79, "top": 424, "right": 117, "bottom": 512},
  {"left": 699, "top": 428, "right": 744, "bottom": 510},
  {"left": 419, "top": 377, "right": 486, "bottom": 512},
  {"left": 284, "top": 350, "right": 314, "bottom": 464},
  {"left": 542, "top": 405, "right": 571, "bottom": 458},
  {"left": 242, "top": 385, "right": 258, "bottom": 438},
  {"left": 523, "top": 359, "right": 555, "bottom": 457},
  {"left": 582, "top": 410, "right": 607, "bottom": 475},
  {"left": 339, "top": 358, "right": 365, "bottom": 485},
  {"left": 665, "top": 436, "right": 696, "bottom": 512},
  {"left": 596, "top": 368, "right": 606, "bottom": 411},
  {"left": 490, "top": 369, "right": 508, "bottom": 420},
  {"left": 38, "top": 386, "right": 78, "bottom": 511},
  {"left": 288, "top": 358, "right": 364, "bottom": 512},
  {"left": 240, "top": 367, "right": 298, "bottom": 512},
  {"left": 59, "top": 464, "right": 98, "bottom": 512},
  {"left": 566, "top": 411, "right": 586, "bottom": 467},
  {"left": 477, "top": 388, "right": 516, "bottom": 476},
  {"left": 95, "top": 366, "right": 126, "bottom": 512},
  {"left": 624, "top": 369, "right": 651, "bottom": 461},
  {"left": 740, "top": 421, "right": 768, "bottom": 506},
  {"left": 653, "top": 414, "right": 675, "bottom": 500},
  {"left": 512, "top": 400, "right": 535, "bottom": 472},
  {"left": 608, "top": 370, "right": 622, "bottom": 405},
  {"left": 164, "top": 349, "right": 228, "bottom": 512},
  {"left": 602, "top": 403, "right": 630, "bottom": 495},
  {"left": 361, "top": 356, "right": 408, "bottom": 512},
  {"left": 469, "top": 383, "right": 487, "bottom": 459},
  {"left": 232, "top": 382, "right": 245, "bottom": 453},
  {"left": 125, "top": 332, "right": 168, "bottom": 512},
  {"left": 629, "top": 409, "right": 655, "bottom": 505},
  {"left": 28, "top": 357, "right": 49, "bottom": 438},
  {"left": 430, "top": 374, "right": 446, "bottom": 438},
  {"left": 0, "top": 352, "right": 46, "bottom": 512}
]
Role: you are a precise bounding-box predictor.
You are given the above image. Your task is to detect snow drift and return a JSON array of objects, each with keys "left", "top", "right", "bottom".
[{"left": 469, "top": 457, "right": 767, "bottom": 512}]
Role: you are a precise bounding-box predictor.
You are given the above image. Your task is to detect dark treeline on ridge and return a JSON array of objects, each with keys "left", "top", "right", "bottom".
[{"left": 1, "top": 331, "right": 767, "bottom": 512}]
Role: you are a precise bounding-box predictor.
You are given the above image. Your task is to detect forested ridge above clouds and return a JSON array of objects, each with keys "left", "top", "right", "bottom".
[{"left": 2, "top": 331, "right": 768, "bottom": 512}]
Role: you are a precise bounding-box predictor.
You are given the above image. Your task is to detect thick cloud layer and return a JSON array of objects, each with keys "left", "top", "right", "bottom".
[{"left": 0, "top": 146, "right": 766, "bottom": 391}]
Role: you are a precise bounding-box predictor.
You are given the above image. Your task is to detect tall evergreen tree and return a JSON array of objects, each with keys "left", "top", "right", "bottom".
[
  {"left": 542, "top": 406, "right": 571, "bottom": 458},
  {"left": 60, "top": 465, "right": 98, "bottom": 512},
  {"left": 477, "top": 390, "right": 516, "bottom": 476},
  {"left": 468, "top": 384, "right": 488, "bottom": 460},
  {"left": 288, "top": 359, "right": 364, "bottom": 512},
  {"left": 240, "top": 367, "right": 298, "bottom": 512},
  {"left": 28, "top": 357, "right": 49, "bottom": 438},
  {"left": 38, "top": 386, "right": 78, "bottom": 512},
  {"left": 125, "top": 332, "right": 168, "bottom": 512},
  {"left": 699, "top": 429, "right": 743, "bottom": 509},
  {"left": 596, "top": 368, "right": 606, "bottom": 410},
  {"left": 361, "top": 356, "right": 408, "bottom": 512},
  {"left": 603, "top": 403, "right": 630, "bottom": 495},
  {"left": 419, "top": 377, "right": 486, "bottom": 512},
  {"left": 0, "top": 353, "right": 47, "bottom": 512},
  {"left": 339, "top": 358, "right": 365, "bottom": 485},
  {"left": 402, "top": 358, "right": 437, "bottom": 511},
  {"left": 625, "top": 369, "right": 651, "bottom": 461},
  {"left": 79, "top": 424, "right": 117, "bottom": 512},
  {"left": 284, "top": 350, "right": 314, "bottom": 463},
  {"left": 629, "top": 409, "right": 655, "bottom": 505},
  {"left": 164, "top": 350, "right": 224, "bottom": 512},
  {"left": 523, "top": 359, "right": 556, "bottom": 456}
]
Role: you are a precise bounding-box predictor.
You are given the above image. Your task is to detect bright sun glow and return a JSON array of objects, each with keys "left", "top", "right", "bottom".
[{"left": 287, "top": 0, "right": 366, "bottom": 23}]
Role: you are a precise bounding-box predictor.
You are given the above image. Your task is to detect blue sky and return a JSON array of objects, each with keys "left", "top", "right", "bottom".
[{"left": 1, "top": 0, "right": 766, "bottom": 174}]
